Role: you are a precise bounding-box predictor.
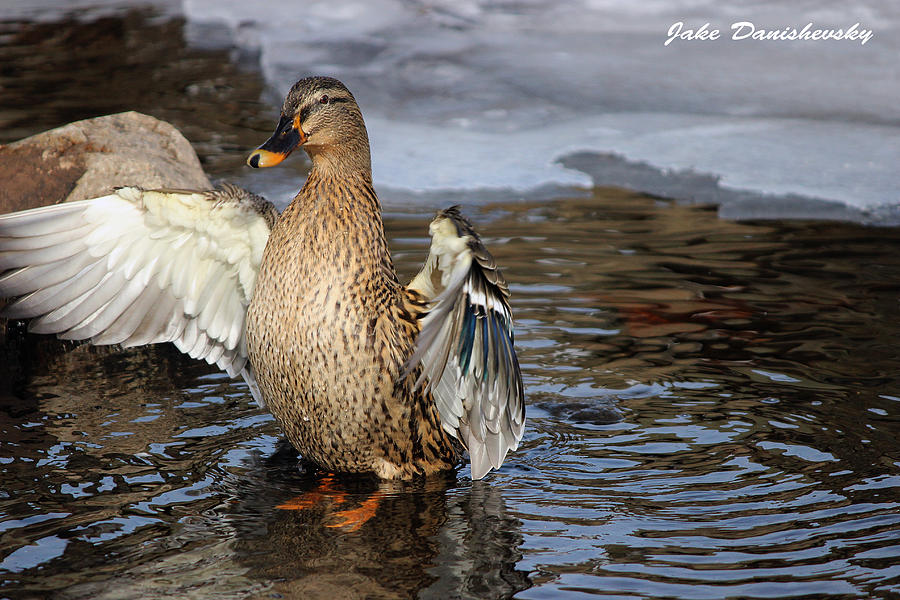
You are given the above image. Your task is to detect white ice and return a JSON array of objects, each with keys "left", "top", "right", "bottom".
[{"left": 62, "top": 0, "right": 900, "bottom": 217}]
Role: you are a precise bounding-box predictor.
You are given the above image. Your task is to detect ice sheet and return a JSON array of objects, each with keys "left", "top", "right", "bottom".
[{"left": 141, "top": 1, "right": 900, "bottom": 218}]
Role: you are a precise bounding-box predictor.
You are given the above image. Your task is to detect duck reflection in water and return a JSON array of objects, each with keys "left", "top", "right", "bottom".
[
  {"left": 230, "top": 441, "right": 531, "bottom": 599},
  {"left": 0, "top": 340, "right": 531, "bottom": 598}
]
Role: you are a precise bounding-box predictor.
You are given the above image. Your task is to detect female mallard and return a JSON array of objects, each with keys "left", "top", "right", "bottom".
[{"left": 0, "top": 76, "right": 524, "bottom": 480}]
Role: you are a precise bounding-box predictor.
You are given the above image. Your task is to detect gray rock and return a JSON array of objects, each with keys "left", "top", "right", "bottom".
[
  {"left": 0, "top": 112, "right": 213, "bottom": 350},
  {"left": 0, "top": 111, "right": 212, "bottom": 214}
]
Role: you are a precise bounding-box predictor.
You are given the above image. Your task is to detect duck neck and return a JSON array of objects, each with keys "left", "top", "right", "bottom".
[
  {"left": 289, "top": 162, "right": 394, "bottom": 290},
  {"left": 291, "top": 143, "right": 392, "bottom": 264},
  {"left": 300, "top": 158, "right": 378, "bottom": 215},
  {"left": 303, "top": 133, "right": 372, "bottom": 183}
]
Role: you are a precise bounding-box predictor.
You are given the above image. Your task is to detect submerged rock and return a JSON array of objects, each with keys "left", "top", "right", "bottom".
[{"left": 0, "top": 111, "right": 211, "bottom": 214}]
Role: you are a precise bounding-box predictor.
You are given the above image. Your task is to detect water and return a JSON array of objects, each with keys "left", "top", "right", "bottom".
[
  {"left": 2, "top": 194, "right": 900, "bottom": 598},
  {"left": 2, "top": 6, "right": 900, "bottom": 600}
]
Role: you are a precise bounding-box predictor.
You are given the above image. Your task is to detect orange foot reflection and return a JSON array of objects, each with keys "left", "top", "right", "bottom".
[
  {"left": 275, "top": 475, "right": 380, "bottom": 532},
  {"left": 325, "top": 495, "right": 381, "bottom": 532},
  {"left": 276, "top": 475, "right": 346, "bottom": 511}
]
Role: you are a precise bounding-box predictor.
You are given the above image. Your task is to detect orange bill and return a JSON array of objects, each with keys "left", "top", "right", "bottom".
[{"left": 247, "top": 113, "right": 307, "bottom": 168}]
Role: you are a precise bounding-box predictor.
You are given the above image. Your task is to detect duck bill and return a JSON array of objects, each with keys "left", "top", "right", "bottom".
[{"left": 247, "top": 114, "right": 307, "bottom": 168}]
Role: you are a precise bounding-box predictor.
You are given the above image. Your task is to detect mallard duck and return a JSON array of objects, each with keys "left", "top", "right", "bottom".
[{"left": 0, "top": 76, "right": 525, "bottom": 480}]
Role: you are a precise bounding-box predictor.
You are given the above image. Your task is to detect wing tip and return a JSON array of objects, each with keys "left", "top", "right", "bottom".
[{"left": 434, "top": 205, "right": 473, "bottom": 237}]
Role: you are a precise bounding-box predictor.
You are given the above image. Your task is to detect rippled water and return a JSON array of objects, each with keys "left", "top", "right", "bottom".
[
  {"left": 2, "top": 8, "right": 900, "bottom": 600},
  {"left": 3, "top": 193, "right": 900, "bottom": 598}
]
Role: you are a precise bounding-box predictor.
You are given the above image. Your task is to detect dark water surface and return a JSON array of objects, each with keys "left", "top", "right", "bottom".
[
  {"left": 1, "top": 8, "right": 899, "bottom": 600},
  {"left": 3, "top": 194, "right": 899, "bottom": 599}
]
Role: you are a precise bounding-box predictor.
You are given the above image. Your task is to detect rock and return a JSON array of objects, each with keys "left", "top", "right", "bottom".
[
  {"left": 0, "top": 112, "right": 213, "bottom": 361},
  {"left": 0, "top": 111, "right": 212, "bottom": 214}
]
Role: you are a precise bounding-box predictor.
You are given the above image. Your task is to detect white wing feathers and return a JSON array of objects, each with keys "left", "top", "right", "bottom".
[
  {"left": 407, "top": 206, "right": 525, "bottom": 480},
  {"left": 0, "top": 185, "right": 276, "bottom": 403}
]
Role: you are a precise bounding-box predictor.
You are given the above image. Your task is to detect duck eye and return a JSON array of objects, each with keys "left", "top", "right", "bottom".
[{"left": 319, "top": 95, "right": 329, "bottom": 104}]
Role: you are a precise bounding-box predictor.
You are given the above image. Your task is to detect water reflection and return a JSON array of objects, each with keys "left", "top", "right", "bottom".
[
  {"left": 0, "top": 8, "right": 271, "bottom": 173},
  {"left": 0, "top": 340, "right": 242, "bottom": 596},
  {"left": 437, "top": 192, "right": 900, "bottom": 598},
  {"left": 230, "top": 450, "right": 529, "bottom": 599},
  {"left": 0, "top": 333, "right": 529, "bottom": 599},
  {"left": 3, "top": 190, "right": 900, "bottom": 598}
]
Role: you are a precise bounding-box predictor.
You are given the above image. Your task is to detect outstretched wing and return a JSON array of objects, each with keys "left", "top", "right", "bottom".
[
  {"left": 0, "top": 184, "right": 277, "bottom": 404},
  {"left": 406, "top": 206, "right": 525, "bottom": 479}
]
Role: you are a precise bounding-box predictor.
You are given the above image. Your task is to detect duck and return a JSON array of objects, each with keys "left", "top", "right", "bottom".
[{"left": 0, "top": 76, "right": 525, "bottom": 480}]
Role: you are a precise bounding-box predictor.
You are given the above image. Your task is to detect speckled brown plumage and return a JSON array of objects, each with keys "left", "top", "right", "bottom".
[{"left": 245, "top": 78, "right": 461, "bottom": 479}]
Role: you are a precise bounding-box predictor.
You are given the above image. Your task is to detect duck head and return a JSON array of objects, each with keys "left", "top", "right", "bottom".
[{"left": 247, "top": 76, "right": 370, "bottom": 174}]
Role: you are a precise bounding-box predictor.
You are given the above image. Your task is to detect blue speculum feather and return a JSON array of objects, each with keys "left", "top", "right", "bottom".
[
  {"left": 481, "top": 309, "right": 490, "bottom": 382},
  {"left": 458, "top": 299, "right": 477, "bottom": 375},
  {"left": 490, "top": 312, "right": 501, "bottom": 377},
  {"left": 498, "top": 312, "right": 513, "bottom": 342},
  {"left": 457, "top": 270, "right": 516, "bottom": 383}
]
